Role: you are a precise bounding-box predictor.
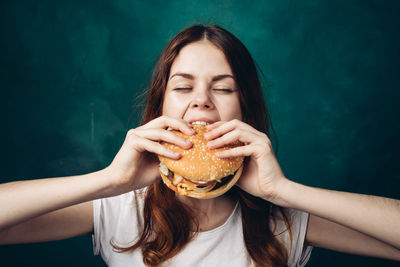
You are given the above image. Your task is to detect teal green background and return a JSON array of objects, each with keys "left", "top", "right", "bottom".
[{"left": 1, "top": 0, "right": 399, "bottom": 266}]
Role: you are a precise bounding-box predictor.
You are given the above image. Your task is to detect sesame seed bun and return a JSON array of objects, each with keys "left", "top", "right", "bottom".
[{"left": 158, "top": 123, "right": 244, "bottom": 199}]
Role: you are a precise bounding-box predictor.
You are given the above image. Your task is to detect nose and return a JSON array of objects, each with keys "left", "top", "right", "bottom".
[{"left": 190, "top": 89, "right": 214, "bottom": 110}]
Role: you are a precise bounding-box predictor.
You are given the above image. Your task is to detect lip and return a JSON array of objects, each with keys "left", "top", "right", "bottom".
[{"left": 188, "top": 118, "right": 216, "bottom": 125}]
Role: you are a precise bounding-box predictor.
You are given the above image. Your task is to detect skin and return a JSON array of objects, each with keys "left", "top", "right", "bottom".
[{"left": 0, "top": 40, "right": 399, "bottom": 262}]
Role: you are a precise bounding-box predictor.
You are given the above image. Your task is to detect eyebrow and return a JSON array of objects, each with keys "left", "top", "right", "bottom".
[{"left": 169, "top": 72, "right": 235, "bottom": 82}]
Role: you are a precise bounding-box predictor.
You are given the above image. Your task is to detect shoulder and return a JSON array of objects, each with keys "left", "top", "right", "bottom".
[
  {"left": 93, "top": 187, "right": 149, "bottom": 232},
  {"left": 92, "top": 187, "right": 148, "bottom": 259},
  {"left": 93, "top": 186, "right": 148, "bottom": 222},
  {"left": 94, "top": 187, "right": 147, "bottom": 215},
  {"left": 271, "top": 206, "right": 313, "bottom": 267}
]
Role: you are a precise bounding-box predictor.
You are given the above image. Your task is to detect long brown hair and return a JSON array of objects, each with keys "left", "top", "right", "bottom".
[{"left": 114, "top": 24, "right": 292, "bottom": 267}]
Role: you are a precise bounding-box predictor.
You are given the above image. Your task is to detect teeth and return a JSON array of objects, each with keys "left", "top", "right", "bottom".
[{"left": 192, "top": 121, "right": 209, "bottom": 125}]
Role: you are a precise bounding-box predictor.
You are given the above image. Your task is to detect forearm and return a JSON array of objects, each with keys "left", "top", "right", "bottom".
[
  {"left": 0, "top": 169, "right": 114, "bottom": 231},
  {"left": 275, "top": 180, "right": 400, "bottom": 249}
]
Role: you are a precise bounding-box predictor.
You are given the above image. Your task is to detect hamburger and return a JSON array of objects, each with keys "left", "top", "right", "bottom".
[{"left": 158, "top": 121, "right": 244, "bottom": 199}]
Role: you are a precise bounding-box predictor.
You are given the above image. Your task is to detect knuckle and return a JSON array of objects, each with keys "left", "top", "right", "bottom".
[
  {"left": 232, "top": 119, "right": 240, "bottom": 125},
  {"left": 266, "top": 138, "right": 272, "bottom": 147},
  {"left": 161, "top": 130, "right": 170, "bottom": 140},
  {"left": 127, "top": 129, "right": 136, "bottom": 137},
  {"left": 127, "top": 136, "right": 139, "bottom": 148},
  {"left": 232, "top": 129, "right": 241, "bottom": 138},
  {"left": 126, "top": 131, "right": 143, "bottom": 146},
  {"left": 259, "top": 132, "right": 271, "bottom": 144},
  {"left": 261, "top": 133, "right": 269, "bottom": 140},
  {"left": 264, "top": 143, "right": 272, "bottom": 153},
  {"left": 159, "top": 115, "right": 168, "bottom": 125}
]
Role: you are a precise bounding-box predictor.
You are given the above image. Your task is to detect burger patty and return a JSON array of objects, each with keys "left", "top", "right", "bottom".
[{"left": 161, "top": 163, "right": 235, "bottom": 193}]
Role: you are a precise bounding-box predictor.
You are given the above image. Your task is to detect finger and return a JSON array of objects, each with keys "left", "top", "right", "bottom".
[
  {"left": 207, "top": 129, "right": 259, "bottom": 149},
  {"left": 133, "top": 136, "right": 181, "bottom": 159},
  {"left": 135, "top": 128, "right": 192, "bottom": 149},
  {"left": 204, "top": 119, "right": 261, "bottom": 140},
  {"left": 215, "top": 144, "right": 261, "bottom": 158},
  {"left": 145, "top": 116, "right": 195, "bottom": 135},
  {"left": 206, "top": 121, "right": 225, "bottom": 131}
]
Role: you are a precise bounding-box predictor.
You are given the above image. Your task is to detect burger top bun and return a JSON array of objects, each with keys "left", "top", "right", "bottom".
[{"left": 158, "top": 123, "right": 244, "bottom": 182}]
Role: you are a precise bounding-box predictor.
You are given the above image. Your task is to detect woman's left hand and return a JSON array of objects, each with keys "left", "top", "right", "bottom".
[{"left": 205, "top": 119, "right": 289, "bottom": 205}]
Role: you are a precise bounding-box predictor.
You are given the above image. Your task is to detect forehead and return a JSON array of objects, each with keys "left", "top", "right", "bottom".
[{"left": 169, "top": 40, "right": 233, "bottom": 79}]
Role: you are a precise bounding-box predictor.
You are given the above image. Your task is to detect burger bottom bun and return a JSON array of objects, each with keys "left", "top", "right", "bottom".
[{"left": 160, "top": 165, "right": 243, "bottom": 199}]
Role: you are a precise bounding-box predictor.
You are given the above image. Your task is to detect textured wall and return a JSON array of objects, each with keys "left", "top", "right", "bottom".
[{"left": 1, "top": 0, "right": 399, "bottom": 266}]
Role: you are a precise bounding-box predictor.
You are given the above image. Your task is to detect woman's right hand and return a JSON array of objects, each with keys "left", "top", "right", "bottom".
[{"left": 102, "top": 116, "right": 195, "bottom": 196}]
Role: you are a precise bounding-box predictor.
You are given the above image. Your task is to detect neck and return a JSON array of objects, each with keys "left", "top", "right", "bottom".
[{"left": 177, "top": 194, "right": 237, "bottom": 232}]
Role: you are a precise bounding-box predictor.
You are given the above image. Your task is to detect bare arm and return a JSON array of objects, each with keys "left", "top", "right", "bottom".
[
  {"left": 0, "top": 116, "right": 193, "bottom": 244},
  {"left": 272, "top": 181, "right": 400, "bottom": 261},
  {"left": 307, "top": 214, "right": 400, "bottom": 261},
  {"left": 0, "top": 171, "right": 112, "bottom": 232},
  {"left": 0, "top": 170, "right": 115, "bottom": 244},
  {"left": 276, "top": 181, "right": 400, "bottom": 250},
  {"left": 0, "top": 201, "right": 93, "bottom": 244}
]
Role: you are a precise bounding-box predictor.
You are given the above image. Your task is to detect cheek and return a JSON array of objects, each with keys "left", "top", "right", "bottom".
[
  {"left": 161, "top": 94, "right": 188, "bottom": 117},
  {"left": 217, "top": 98, "right": 243, "bottom": 121},
  {"left": 161, "top": 99, "right": 168, "bottom": 116},
  {"left": 235, "top": 108, "right": 243, "bottom": 120},
  {"left": 161, "top": 98, "right": 174, "bottom": 116},
  {"left": 232, "top": 97, "right": 243, "bottom": 120},
  {"left": 230, "top": 103, "right": 243, "bottom": 120}
]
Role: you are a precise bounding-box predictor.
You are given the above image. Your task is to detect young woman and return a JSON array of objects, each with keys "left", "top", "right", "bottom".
[{"left": 0, "top": 24, "right": 399, "bottom": 267}]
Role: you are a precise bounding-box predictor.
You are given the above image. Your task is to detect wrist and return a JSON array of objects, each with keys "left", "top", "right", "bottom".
[
  {"left": 84, "top": 168, "right": 126, "bottom": 199},
  {"left": 261, "top": 177, "right": 296, "bottom": 208},
  {"left": 96, "top": 166, "right": 136, "bottom": 197}
]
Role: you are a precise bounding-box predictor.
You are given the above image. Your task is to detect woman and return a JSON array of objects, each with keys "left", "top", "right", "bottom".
[{"left": 0, "top": 24, "right": 399, "bottom": 267}]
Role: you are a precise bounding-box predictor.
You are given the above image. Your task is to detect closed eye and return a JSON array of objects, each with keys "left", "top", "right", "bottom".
[
  {"left": 212, "top": 88, "right": 234, "bottom": 93},
  {"left": 174, "top": 88, "right": 192, "bottom": 92}
]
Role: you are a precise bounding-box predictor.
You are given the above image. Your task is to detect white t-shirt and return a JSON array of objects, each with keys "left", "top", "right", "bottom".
[{"left": 92, "top": 188, "right": 312, "bottom": 266}]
